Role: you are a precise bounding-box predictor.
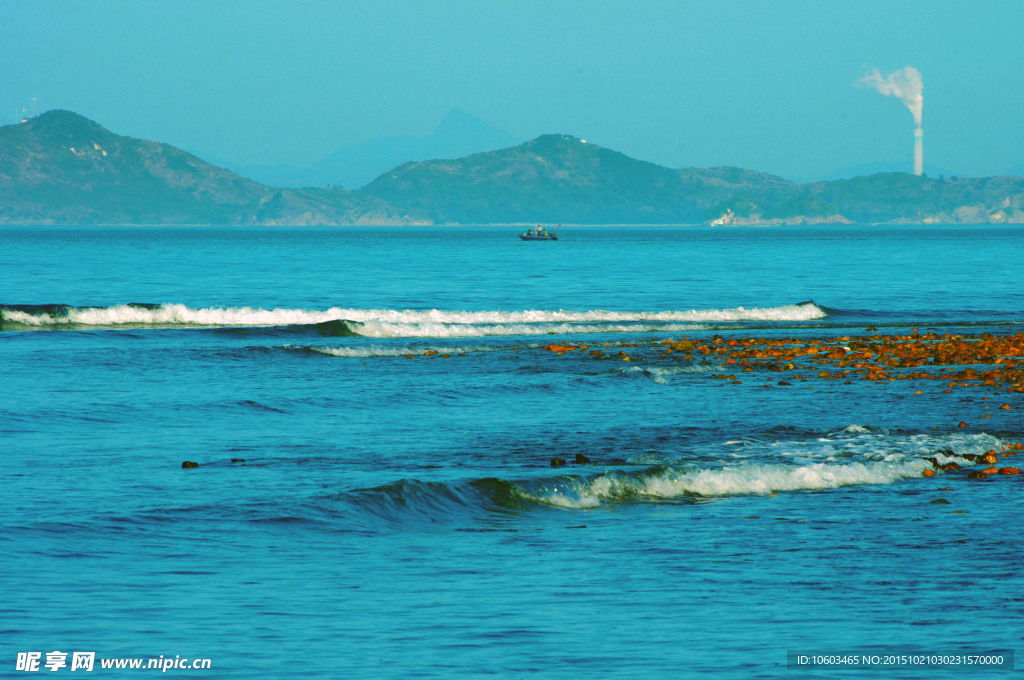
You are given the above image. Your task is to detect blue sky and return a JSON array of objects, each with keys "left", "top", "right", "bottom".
[{"left": 2, "top": 0, "right": 1022, "bottom": 180}]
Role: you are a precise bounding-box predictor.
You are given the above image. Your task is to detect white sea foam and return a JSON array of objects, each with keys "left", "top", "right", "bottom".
[
  {"left": 306, "top": 341, "right": 561, "bottom": 358},
  {"left": 620, "top": 364, "right": 716, "bottom": 383},
  {"left": 519, "top": 429, "right": 1002, "bottom": 509},
  {"left": 352, "top": 320, "right": 708, "bottom": 338},
  {"left": 308, "top": 345, "right": 479, "bottom": 358},
  {"left": 297, "top": 302, "right": 825, "bottom": 326},
  {"left": 3, "top": 302, "right": 825, "bottom": 332},
  {"left": 4, "top": 303, "right": 344, "bottom": 327},
  {"left": 524, "top": 459, "right": 931, "bottom": 509}
]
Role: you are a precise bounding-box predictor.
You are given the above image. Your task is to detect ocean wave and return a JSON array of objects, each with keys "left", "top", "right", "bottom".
[
  {"left": 0, "top": 301, "right": 827, "bottom": 337},
  {"left": 619, "top": 364, "right": 717, "bottom": 383},
  {"left": 65, "top": 430, "right": 997, "bottom": 532},
  {"left": 349, "top": 320, "right": 708, "bottom": 338},
  {"left": 336, "top": 459, "right": 937, "bottom": 525},
  {"left": 337, "top": 434, "right": 996, "bottom": 524},
  {"left": 0, "top": 303, "right": 355, "bottom": 329},
  {"left": 520, "top": 460, "right": 931, "bottom": 509},
  {"left": 305, "top": 344, "right": 481, "bottom": 358}
]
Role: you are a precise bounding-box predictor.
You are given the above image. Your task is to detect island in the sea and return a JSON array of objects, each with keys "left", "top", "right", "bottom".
[{"left": 2, "top": 110, "right": 1023, "bottom": 226}]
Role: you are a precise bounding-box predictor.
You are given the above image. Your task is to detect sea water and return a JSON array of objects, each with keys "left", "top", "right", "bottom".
[{"left": 1, "top": 226, "right": 1022, "bottom": 678}]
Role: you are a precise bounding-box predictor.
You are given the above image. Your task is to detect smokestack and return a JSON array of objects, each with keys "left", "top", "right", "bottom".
[
  {"left": 860, "top": 66, "right": 924, "bottom": 175},
  {"left": 914, "top": 127, "right": 923, "bottom": 176}
]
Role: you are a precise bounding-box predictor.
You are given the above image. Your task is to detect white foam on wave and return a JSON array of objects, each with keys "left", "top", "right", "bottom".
[
  {"left": 4, "top": 302, "right": 825, "bottom": 330},
  {"left": 813, "top": 431, "right": 1001, "bottom": 464},
  {"left": 520, "top": 429, "right": 1002, "bottom": 509},
  {"left": 621, "top": 364, "right": 716, "bottom": 384},
  {"left": 286, "top": 303, "right": 824, "bottom": 326},
  {"left": 350, "top": 302, "right": 826, "bottom": 324},
  {"left": 725, "top": 428, "right": 1000, "bottom": 467},
  {"left": 4, "top": 303, "right": 345, "bottom": 327},
  {"left": 352, "top": 320, "right": 705, "bottom": 338},
  {"left": 525, "top": 459, "right": 931, "bottom": 509},
  {"left": 308, "top": 344, "right": 479, "bottom": 358}
]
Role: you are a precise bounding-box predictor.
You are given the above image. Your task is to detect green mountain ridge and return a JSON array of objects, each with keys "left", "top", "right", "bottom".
[
  {"left": 364, "top": 134, "right": 1024, "bottom": 225},
  {"left": 361, "top": 134, "right": 798, "bottom": 224},
  {"left": 3, "top": 111, "right": 1024, "bottom": 226},
  {"left": 0, "top": 110, "right": 425, "bottom": 226}
]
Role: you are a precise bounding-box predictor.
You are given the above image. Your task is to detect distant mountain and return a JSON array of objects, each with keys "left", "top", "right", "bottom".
[
  {"left": 800, "top": 173, "right": 1024, "bottom": 225},
  {"left": 816, "top": 161, "right": 962, "bottom": 182},
  {"left": 361, "top": 134, "right": 796, "bottom": 224},
  {"left": 0, "top": 111, "right": 426, "bottom": 225},
  {"left": 236, "top": 109, "right": 522, "bottom": 190},
  {"left": 361, "top": 134, "right": 1024, "bottom": 225},
  {"left": 4, "top": 110, "right": 1024, "bottom": 226}
]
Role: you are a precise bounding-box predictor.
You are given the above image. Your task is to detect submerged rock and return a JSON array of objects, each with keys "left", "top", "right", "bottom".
[
  {"left": 550, "top": 457, "right": 566, "bottom": 468},
  {"left": 181, "top": 461, "right": 199, "bottom": 469}
]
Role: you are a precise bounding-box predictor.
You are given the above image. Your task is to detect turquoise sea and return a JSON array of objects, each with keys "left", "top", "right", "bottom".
[{"left": 2, "top": 225, "right": 1022, "bottom": 678}]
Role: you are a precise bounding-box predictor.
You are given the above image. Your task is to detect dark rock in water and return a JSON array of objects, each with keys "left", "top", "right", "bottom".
[
  {"left": 967, "top": 471, "right": 988, "bottom": 479},
  {"left": 940, "top": 462, "right": 960, "bottom": 471},
  {"left": 550, "top": 457, "right": 566, "bottom": 468},
  {"left": 961, "top": 453, "right": 979, "bottom": 462},
  {"left": 181, "top": 461, "right": 199, "bottom": 469},
  {"left": 231, "top": 458, "right": 246, "bottom": 463},
  {"left": 923, "top": 457, "right": 940, "bottom": 468},
  {"left": 574, "top": 454, "right": 591, "bottom": 464},
  {"left": 929, "top": 498, "right": 951, "bottom": 504}
]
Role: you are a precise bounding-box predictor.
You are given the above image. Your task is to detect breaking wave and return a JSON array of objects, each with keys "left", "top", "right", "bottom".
[
  {"left": 516, "top": 460, "right": 930, "bottom": 509},
  {"left": 1, "top": 301, "right": 827, "bottom": 338},
  {"left": 325, "top": 431, "right": 999, "bottom": 527}
]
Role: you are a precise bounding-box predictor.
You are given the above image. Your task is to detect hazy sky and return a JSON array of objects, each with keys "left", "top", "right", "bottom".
[{"left": 3, "top": 0, "right": 1022, "bottom": 180}]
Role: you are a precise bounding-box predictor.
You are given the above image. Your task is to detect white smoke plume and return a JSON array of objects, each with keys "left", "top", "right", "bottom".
[{"left": 860, "top": 66, "right": 923, "bottom": 127}]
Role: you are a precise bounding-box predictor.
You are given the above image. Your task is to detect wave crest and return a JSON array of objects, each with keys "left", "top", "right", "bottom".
[{"left": 1, "top": 301, "right": 826, "bottom": 337}]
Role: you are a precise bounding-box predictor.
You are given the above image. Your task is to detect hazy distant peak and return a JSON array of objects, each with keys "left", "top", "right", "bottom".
[
  {"left": 428, "top": 109, "right": 520, "bottom": 148},
  {"left": 286, "top": 109, "right": 522, "bottom": 190},
  {"left": 434, "top": 108, "right": 489, "bottom": 133}
]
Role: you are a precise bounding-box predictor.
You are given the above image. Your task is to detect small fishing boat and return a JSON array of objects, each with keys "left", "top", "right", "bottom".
[{"left": 519, "top": 224, "right": 560, "bottom": 241}]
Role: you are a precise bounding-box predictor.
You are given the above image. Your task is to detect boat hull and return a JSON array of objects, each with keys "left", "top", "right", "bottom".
[{"left": 519, "top": 235, "right": 558, "bottom": 241}]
